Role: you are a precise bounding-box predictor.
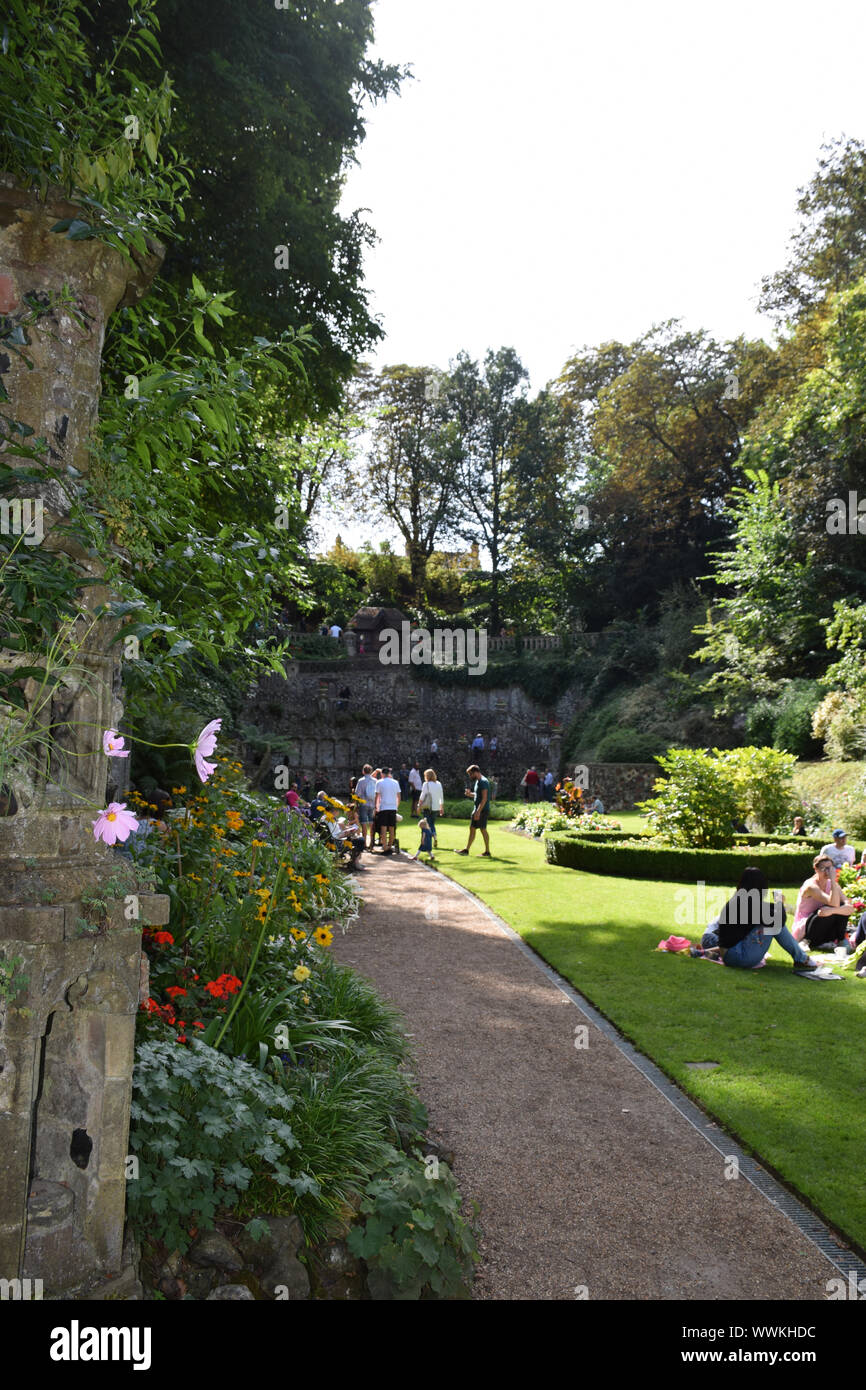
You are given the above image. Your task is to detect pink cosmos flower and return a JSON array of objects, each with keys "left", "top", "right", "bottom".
[
  {"left": 192, "top": 718, "right": 222, "bottom": 783},
  {"left": 92, "top": 802, "right": 139, "bottom": 845},
  {"left": 103, "top": 729, "right": 130, "bottom": 758}
]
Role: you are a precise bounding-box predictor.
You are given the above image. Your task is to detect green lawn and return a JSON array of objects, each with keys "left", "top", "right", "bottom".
[{"left": 427, "top": 816, "right": 866, "bottom": 1255}]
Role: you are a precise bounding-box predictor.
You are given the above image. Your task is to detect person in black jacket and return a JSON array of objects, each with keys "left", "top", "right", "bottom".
[{"left": 718, "top": 867, "right": 824, "bottom": 974}]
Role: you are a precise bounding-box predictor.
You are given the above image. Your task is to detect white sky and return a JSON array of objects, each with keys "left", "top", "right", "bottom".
[{"left": 321, "top": 0, "right": 866, "bottom": 551}]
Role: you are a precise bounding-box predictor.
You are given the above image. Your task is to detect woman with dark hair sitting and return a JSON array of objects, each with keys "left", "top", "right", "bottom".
[{"left": 717, "top": 867, "right": 823, "bottom": 975}]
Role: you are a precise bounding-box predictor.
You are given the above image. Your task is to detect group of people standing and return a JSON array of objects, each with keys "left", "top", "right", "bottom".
[{"left": 350, "top": 764, "right": 446, "bottom": 864}]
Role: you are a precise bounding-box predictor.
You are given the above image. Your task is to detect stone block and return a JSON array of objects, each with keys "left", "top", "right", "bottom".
[
  {"left": 0, "top": 905, "right": 64, "bottom": 944},
  {"left": 103, "top": 1013, "right": 135, "bottom": 1080}
]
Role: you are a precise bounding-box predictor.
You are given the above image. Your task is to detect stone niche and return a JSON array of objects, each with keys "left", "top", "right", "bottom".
[{"left": 0, "top": 177, "right": 168, "bottom": 1298}]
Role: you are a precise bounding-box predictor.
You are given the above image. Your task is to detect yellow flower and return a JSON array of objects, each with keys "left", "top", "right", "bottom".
[
  {"left": 293, "top": 965, "right": 311, "bottom": 983},
  {"left": 313, "top": 926, "right": 333, "bottom": 948},
  {"left": 251, "top": 838, "right": 266, "bottom": 847},
  {"left": 290, "top": 927, "right": 306, "bottom": 942},
  {"left": 314, "top": 874, "right": 328, "bottom": 885},
  {"left": 302, "top": 993, "right": 310, "bottom": 1005}
]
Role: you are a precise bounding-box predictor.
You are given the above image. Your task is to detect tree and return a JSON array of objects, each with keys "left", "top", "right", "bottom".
[
  {"left": 693, "top": 470, "right": 824, "bottom": 711},
  {"left": 760, "top": 136, "right": 866, "bottom": 324},
  {"left": 553, "top": 324, "right": 775, "bottom": 623},
  {"left": 449, "top": 347, "right": 530, "bottom": 629},
  {"left": 357, "top": 365, "right": 461, "bottom": 601},
  {"left": 83, "top": 0, "right": 407, "bottom": 417}
]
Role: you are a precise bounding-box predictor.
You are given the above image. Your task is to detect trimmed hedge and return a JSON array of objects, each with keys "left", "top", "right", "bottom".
[
  {"left": 732, "top": 831, "right": 826, "bottom": 851},
  {"left": 545, "top": 834, "right": 819, "bottom": 884}
]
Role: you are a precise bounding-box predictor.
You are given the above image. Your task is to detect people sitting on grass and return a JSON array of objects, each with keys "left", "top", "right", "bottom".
[
  {"left": 457, "top": 764, "right": 491, "bottom": 857},
  {"left": 716, "top": 867, "right": 825, "bottom": 975},
  {"left": 792, "top": 854, "right": 857, "bottom": 952}
]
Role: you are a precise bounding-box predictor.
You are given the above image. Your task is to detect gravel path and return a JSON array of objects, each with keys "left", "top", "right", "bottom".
[{"left": 332, "top": 852, "right": 837, "bottom": 1301}]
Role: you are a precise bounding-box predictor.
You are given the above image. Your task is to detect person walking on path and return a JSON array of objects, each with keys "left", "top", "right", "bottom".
[
  {"left": 354, "top": 764, "right": 378, "bottom": 850},
  {"left": 418, "top": 768, "right": 445, "bottom": 849},
  {"left": 457, "top": 764, "right": 491, "bottom": 857},
  {"left": 471, "top": 732, "right": 485, "bottom": 755},
  {"left": 375, "top": 766, "right": 403, "bottom": 855},
  {"left": 489, "top": 735, "right": 498, "bottom": 761},
  {"left": 408, "top": 761, "right": 423, "bottom": 815},
  {"left": 430, "top": 737, "right": 439, "bottom": 757},
  {"left": 410, "top": 816, "right": 436, "bottom": 863}
]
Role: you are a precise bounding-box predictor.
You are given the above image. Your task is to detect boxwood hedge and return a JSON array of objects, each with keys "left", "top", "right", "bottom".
[{"left": 544, "top": 834, "right": 819, "bottom": 884}]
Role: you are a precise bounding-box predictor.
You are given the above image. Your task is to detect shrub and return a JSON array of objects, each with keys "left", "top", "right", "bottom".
[
  {"left": 638, "top": 749, "right": 740, "bottom": 848},
  {"left": 812, "top": 691, "right": 866, "bottom": 760},
  {"left": 544, "top": 835, "right": 817, "bottom": 884},
  {"left": 717, "top": 746, "right": 797, "bottom": 833},
  {"left": 128, "top": 1038, "right": 309, "bottom": 1255},
  {"left": 594, "top": 727, "right": 663, "bottom": 762},
  {"left": 347, "top": 1148, "right": 479, "bottom": 1299}
]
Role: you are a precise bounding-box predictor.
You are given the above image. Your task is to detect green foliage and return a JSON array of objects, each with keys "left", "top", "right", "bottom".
[
  {"left": 811, "top": 690, "right": 866, "bottom": 761},
  {"left": 346, "top": 1148, "right": 478, "bottom": 1299},
  {"left": 128, "top": 1037, "right": 310, "bottom": 1255},
  {"left": 717, "top": 746, "right": 798, "bottom": 833},
  {"left": 82, "top": 0, "right": 407, "bottom": 417},
  {"left": 0, "top": 0, "right": 190, "bottom": 258},
  {"left": 594, "top": 727, "right": 664, "bottom": 762},
  {"left": 545, "top": 834, "right": 816, "bottom": 884},
  {"left": 0, "top": 953, "right": 28, "bottom": 1001},
  {"left": 415, "top": 651, "right": 576, "bottom": 704},
  {"left": 93, "top": 280, "right": 314, "bottom": 706},
  {"left": 694, "top": 470, "right": 823, "bottom": 711},
  {"left": 638, "top": 749, "right": 741, "bottom": 848}
]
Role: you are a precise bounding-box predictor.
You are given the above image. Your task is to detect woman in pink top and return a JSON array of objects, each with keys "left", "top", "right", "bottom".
[
  {"left": 793, "top": 853, "right": 856, "bottom": 950},
  {"left": 285, "top": 783, "right": 301, "bottom": 809}
]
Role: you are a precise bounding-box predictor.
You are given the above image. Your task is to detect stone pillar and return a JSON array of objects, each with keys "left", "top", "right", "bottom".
[{"left": 0, "top": 178, "right": 168, "bottom": 1295}]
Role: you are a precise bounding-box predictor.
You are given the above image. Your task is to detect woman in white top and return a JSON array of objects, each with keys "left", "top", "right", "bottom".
[{"left": 418, "top": 768, "right": 445, "bottom": 848}]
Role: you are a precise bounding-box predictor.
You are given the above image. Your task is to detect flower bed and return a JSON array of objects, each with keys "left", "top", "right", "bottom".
[
  {"left": 510, "top": 804, "right": 623, "bottom": 838},
  {"left": 124, "top": 754, "right": 478, "bottom": 1298},
  {"left": 545, "top": 834, "right": 820, "bottom": 884}
]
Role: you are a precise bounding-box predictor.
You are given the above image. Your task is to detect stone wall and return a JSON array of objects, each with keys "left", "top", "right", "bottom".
[
  {"left": 244, "top": 658, "right": 586, "bottom": 798},
  {"left": 572, "top": 763, "right": 660, "bottom": 812},
  {"left": 0, "top": 178, "right": 167, "bottom": 1297}
]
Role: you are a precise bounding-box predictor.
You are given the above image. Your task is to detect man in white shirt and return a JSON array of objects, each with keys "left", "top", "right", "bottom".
[
  {"left": 408, "top": 762, "right": 423, "bottom": 815},
  {"left": 820, "top": 829, "right": 856, "bottom": 870},
  {"left": 375, "top": 767, "right": 403, "bottom": 854},
  {"left": 329, "top": 622, "right": 342, "bottom": 640}
]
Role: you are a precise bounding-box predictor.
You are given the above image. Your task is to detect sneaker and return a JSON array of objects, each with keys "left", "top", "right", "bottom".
[
  {"left": 481, "top": 851, "right": 492, "bottom": 857},
  {"left": 456, "top": 849, "right": 469, "bottom": 856},
  {"left": 793, "top": 958, "right": 823, "bottom": 973}
]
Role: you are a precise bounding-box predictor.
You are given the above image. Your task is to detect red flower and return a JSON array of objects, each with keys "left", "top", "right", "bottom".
[
  {"left": 191, "top": 1021, "right": 205, "bottom": 1030},
  {"left": 176, "top": 1035, "right": 188, "bottom": 1044},
  {"left": 204, "top": 981, "right": 226, "bottom": 998},
  {"left": 152, "top": 931, "right": 174, "bottom": 946},
  {"left": 165, "top": 986, "right": 187, "bottom": 1000}
]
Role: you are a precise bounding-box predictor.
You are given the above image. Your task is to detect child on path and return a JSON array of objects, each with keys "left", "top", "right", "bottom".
[{"left": 411, "top": 816, "right": 435, "bottom": 863}]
